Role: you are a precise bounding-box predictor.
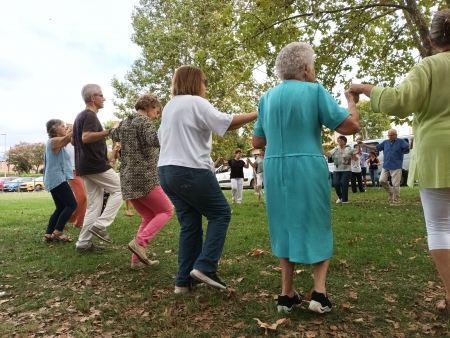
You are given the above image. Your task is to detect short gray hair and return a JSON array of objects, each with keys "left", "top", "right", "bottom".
[
  {"left": 275, "top": 42, "right": 315, "bottom": 81},
  {"left": 429, "top": 9, "right": 450, "bottom": 48},
  {"left": 81, "top": 84, "right": 101, "bottom": 103},
  {"left": 46, "top": 119, "right": 64, "bottom": 138}
]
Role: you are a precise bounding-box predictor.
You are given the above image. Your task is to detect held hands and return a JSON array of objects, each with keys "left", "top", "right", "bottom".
[{"left": 344, "top": 90, "right": 359, "bottom": 104}]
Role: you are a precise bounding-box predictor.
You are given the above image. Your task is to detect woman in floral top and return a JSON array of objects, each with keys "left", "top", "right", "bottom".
[
  {"left": 109, "top": 94, "right": 173, "bottom": 270},
  {"left": 326, "top": 135, "right": 356, "bottom": 204}
]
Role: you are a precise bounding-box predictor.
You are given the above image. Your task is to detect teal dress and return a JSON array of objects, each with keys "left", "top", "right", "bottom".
[{"left": 254, "top": 81, "right": 349, "bottom": 264}]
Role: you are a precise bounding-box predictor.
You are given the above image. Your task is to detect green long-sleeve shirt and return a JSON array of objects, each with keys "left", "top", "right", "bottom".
[{"left": 370, "top": 52, "right": 450, "bottom": 188}]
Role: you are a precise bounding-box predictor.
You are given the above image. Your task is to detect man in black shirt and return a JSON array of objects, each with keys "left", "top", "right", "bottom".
[
  {"left": 73, "top": 84, "right": 123, "bottom": 253},
  {"left": 226, "top": 149, "right": 250, "bottom": 204}
]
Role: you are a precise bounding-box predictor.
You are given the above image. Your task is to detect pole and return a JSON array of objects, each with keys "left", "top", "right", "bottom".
[{"left": 1, "top": 134, "right": 5, "bottom": 177}]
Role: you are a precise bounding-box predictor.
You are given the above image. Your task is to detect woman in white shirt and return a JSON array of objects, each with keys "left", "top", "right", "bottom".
[{"left": 158, "top": 66, "right": 257, "bottom": 293}]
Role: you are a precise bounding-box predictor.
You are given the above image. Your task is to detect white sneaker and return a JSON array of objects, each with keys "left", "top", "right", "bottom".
[{"left": 336, "top": 198, "right": 342, "bottom": 204}]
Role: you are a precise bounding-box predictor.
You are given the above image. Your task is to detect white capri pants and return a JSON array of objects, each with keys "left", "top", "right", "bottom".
[
  {"left": 231, "top": 178, "right": 244, "bottom": 203},
  {"left": 256, "top": 172, "right": 264, "bottom": 189},
  {"left": 420, "top": 188, "right": 450, "bottom": 250}
]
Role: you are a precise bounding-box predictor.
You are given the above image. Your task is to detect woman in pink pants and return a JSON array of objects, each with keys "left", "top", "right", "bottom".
[{"left": 109, "top": 94, "right": 173, "bottom": 270}]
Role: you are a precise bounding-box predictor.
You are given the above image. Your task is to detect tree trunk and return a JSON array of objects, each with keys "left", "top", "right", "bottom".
[{"left": 404, "top": 0, "right": 433, "bottom": 58}]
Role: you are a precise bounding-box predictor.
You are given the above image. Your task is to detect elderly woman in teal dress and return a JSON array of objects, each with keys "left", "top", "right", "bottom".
[
  {"left": 252, "top": 42, "right": 360, "bottom": 313},
  {"left": 350, "top": 9, "right": 450, "bottom": 317}
]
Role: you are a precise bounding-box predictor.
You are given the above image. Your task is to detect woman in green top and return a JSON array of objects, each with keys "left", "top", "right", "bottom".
[{"left": 350, "top": 9, "right": 450, "bottom": 317}]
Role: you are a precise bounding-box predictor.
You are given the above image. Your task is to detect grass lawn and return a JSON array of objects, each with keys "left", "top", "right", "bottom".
[{"left": 0, "top": 187, "right": 449, "bottom": 337}]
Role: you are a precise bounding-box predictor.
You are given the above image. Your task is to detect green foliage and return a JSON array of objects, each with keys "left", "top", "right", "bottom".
[
  {"left": 6, "top": 142, "right": 45, "bottom": 174},
  {"left": 113, "top": 0, "right": 447, "bottom": 155},
  {"left": 356, "top": 100, "right": 392, "bottom": 140}
]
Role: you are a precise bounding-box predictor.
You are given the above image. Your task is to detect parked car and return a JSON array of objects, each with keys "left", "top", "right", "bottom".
[
  {"left": 20, "top": 176, "right": 45, "bottom": 192},
  {"left": 0, "top": 177, "right": 21, "bottom": 190},
  {"left": 2, "top": 177, "right": 34, "bottom": 192},
  {"left": 215, "top": 159, "right": 255, "bottom": 189},
  {"left": 327, "top": 135, "right": 414, "bottom": 186}
]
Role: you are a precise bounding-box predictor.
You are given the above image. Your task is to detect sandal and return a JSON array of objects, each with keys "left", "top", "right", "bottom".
[
  {"left": 43, "top": 234, "right": 53, "bottom": 242},
  {"left": 51, "top": 231, "right": 73, "bottom": 242},
  {"left": 436, "top": 299, "right": 450, "bottom": 319}
]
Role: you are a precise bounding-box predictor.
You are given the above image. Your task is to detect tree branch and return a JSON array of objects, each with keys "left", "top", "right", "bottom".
[{"left": 246, "top": 3, "right": 409, "bottom": 39}]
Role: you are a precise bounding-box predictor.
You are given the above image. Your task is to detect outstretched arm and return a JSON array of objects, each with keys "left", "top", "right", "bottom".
[
  {"left": 357, "top": 140, "right": 377, "bottom": 151},
  {"left": 213, "top": 157, "right": 223, "bottom": 167},
  {"left": 247, "top": 158, "right": 256, "bottom": 168}
]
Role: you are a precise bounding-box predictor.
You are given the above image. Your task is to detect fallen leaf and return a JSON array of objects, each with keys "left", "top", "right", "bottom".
[
  {"left": 233, "top": 321, "right": 245, "bottom": 329},
  {"left": 247, "top": 249, "right": 264, "bottom": 257},
  {"left": 354, "top": 318, "right": 364, "bottom": 322},
  {"left": 164, "top": 250, "right": 172, "bottom": 253}
]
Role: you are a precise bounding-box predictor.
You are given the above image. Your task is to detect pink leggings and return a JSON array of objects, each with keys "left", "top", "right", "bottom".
[{"left": 130, "top": 186, "right": 173, "bottom": 262}]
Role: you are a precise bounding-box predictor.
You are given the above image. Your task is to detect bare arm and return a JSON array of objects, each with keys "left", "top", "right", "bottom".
[
  {"left": 82, "top": 130, "right": 109, "bottom": 143},
  {"left": 349, "top": 84, "right": 375, "bottom": 98},
  {"left": 214, "top": 157, "right": 223, "bottom": 166},
  {"left": 357, "top": 141, "right": 377, "bottom": 151},
  {"left": 227, "top": 112, "right": 258, "bottom": 131},
  {"left": 247, "top": 158, "right": 257, "bottom": 168},
  {"left": 252, "top": 135, "right": 266, "bottom": 149},
  {"left": 108, "top": 144, "right": 121, "bottom": 162},
  {"left": 51, "top": 127, "right": 73, "bottom": 153},
  {"left": 334, "top": 91, "right": 360, "bottom": 135}
]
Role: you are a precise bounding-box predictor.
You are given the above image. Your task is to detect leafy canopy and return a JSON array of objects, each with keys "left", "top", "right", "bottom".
[{"left": 112, "top": 0, "right": 448, "bottom": 152}]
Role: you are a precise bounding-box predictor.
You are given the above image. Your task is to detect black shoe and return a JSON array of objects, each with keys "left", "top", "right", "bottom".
[
  {"left": 190, "top": 269, "right": 227, "bottom": 290},
  {"left": 308, "top": 291, "right": 332, "bottom": 313},
  {"left": 277, "top": 291, "right": 302, "bottom": 313}
]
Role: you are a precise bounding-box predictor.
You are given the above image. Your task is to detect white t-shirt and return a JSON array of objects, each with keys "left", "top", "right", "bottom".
[
  {"left": 66, "top": 143, "right": 75, "bottom": 170},
  {"left": 158, "top": 95, "right": 233, "bottom": 169},
  {"left": 351, "top": 157, "right": 362, "bottom": 173}
]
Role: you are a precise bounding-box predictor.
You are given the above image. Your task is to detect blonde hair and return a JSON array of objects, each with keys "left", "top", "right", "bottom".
[{"left": 171, "top": 66, "right": 204, "bottom": 96}]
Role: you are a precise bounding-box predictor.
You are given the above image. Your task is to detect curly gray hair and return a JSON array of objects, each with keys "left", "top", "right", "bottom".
[
  {"left": 275, "top": 42, "right": 315, "bottom": 81},
  {"left": 81, "top": 84, "right": 101, "bottom": 103},
  {"left": 46, "top": 119, "right": 64, "bottom": 138}
]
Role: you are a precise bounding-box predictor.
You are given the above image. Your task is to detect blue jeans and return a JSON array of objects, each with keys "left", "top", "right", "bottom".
[
  {"left": 369, "top": 168, "right": 380, "bottom": 187},
  {"left": 46, "top": 181, "right": 77, "bottom": 234},
  {"left": 158, "top": 166, "right": 231, "bottom": 287},
  {"left": 333, "top": 171, "right": 351, "bottom": 202}
]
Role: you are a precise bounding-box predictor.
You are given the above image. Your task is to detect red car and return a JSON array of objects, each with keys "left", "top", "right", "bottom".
[{"left": 0, "top": 177, "right": 21, "bottom": 190}]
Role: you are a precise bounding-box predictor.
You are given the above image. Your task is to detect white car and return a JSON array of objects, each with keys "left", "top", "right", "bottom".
[{"left": 215, "top": 160, "right": 255, "bottom": 189}]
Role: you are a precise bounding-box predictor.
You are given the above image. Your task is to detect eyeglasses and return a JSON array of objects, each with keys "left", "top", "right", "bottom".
[
  {"left": 388, "top": 134, "right": 397, "bottom": 136},
  {"left": 202, "top": 79, "right": 208, "bottom": 88},
  {"left": 94, "top": 94, "right": 104, "bottom": 98}
]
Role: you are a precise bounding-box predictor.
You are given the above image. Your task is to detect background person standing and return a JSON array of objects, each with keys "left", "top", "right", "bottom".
[
  {"left": 226, "top": 149, "right": 250, "bottom": 204},
  {"left": 248, "top": 148, "right": 265, "bottom": 201},
  {"left": 357, "top": 129, "right": 410, "bottom": 205}
]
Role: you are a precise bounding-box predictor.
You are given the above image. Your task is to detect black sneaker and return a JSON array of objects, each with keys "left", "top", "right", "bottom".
[
  {"left": 190, "top": 269, "right": 227, "bottom": 290},
  {"left": 277, "top": 291, "right": 303, "bottom": 313},
  {"left": 308, "top": 291, "right": 332, "bottom": 313}
]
